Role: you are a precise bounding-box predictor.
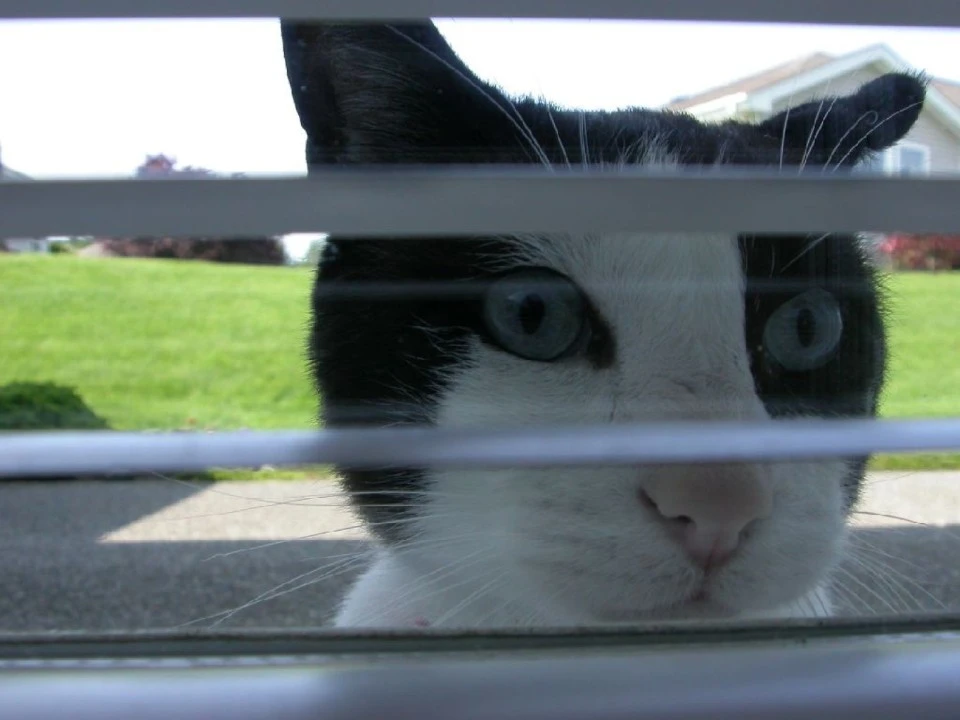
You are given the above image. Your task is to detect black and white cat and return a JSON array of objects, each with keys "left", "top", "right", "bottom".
[{"left": 281, "top": 21, "right": 925, "bottom": 628}]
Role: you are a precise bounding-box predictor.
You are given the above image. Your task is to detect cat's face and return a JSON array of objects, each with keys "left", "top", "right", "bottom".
[{"left": 283, "top": 21, "right": 924, "bottom": 622}]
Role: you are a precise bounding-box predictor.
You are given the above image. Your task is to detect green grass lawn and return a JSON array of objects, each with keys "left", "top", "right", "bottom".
[
  {"left": 1, "top": 255, "right": 317, "bottom": 430},
  {"left": 0, "top": 255, "right": 319, "bottom": 480},
  {"left": 1, "top": 255, "right": 957, "bottom": 472},
  {"left": 872, "top": 272, "right": 960, "bottom": 470}
]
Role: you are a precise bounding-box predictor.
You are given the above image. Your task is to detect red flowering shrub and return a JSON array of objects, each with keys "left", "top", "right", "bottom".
[{"left": 878, "top": 234, "right": 960, "bottom": 270}]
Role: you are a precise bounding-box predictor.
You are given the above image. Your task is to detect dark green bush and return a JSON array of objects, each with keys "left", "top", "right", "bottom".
[
  {"left": 0, "top": 382, "right": 109, "bottom": 431},
  {"left": 48, "top": 241, "right": 74, "bottom": 255}
]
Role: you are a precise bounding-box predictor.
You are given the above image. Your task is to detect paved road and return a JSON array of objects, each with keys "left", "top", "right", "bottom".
[{"left": 1, "top": 472, "right": 959, "bottom": 633}]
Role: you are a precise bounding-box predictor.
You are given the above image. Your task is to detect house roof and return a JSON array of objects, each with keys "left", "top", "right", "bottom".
[
  {"left": 0, "top": 146, "right": 31, "bottom": 181},
  {"left": 667, "top": 52, "right": 836, "bottom": 111},
  {"left": 933, "top": 78, "right": 960, "bottom": 108},
  {"left": 665, "top": 44, "right": 960, "bottom": 127},
  {"left": 0, "top": 165, "right": 31, "bottom": 181}
]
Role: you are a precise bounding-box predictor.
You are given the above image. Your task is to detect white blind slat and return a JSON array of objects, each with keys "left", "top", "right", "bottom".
[
  {"left": 2, "top": 419, "right": 958, "bottom": 478},
  {"left": 3, "top": 172, "right": 959, "bottom": 238}
]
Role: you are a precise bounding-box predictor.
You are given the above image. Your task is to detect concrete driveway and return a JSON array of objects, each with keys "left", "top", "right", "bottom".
[{"left": 1, "top": 471, "right": 958, "bottom": 632}]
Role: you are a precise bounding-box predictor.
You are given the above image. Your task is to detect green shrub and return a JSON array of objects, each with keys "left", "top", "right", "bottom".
[
  {"left": 49, "top": 241, "right": 74, "bottom": 255},
  {"left": 0, "top": 382, "right": 109, "bottom": 431}
]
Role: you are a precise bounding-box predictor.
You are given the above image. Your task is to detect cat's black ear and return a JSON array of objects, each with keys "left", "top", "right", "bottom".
[
  {"left": 280, "top": 21, "right": 524, "bottom": 167},
  {"left": 756, "top": 72, "right": 927, "bottom": 169}
]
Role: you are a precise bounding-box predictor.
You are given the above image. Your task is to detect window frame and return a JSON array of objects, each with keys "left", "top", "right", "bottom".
[
  {"left": 2, "top": 624, "right": 960, "bottom": 720},
  {"left": 3, "top": 1, "right": 960, "bottom": 717}
]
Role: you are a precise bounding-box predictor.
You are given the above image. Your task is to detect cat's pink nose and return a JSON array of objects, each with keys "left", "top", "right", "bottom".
[{"left": 638, "top": 464, "right": 772, "bottom": 571}]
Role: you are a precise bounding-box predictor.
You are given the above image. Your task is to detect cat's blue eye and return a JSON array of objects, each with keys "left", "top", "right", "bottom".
[
  {"left": 483, "top": 270, "right": 587, "bottom": 362},
  {"left": 763, "top": 288, "right": 844, "bottom": 372}
]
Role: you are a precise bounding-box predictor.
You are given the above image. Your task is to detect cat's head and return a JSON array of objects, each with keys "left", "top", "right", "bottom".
[{"left": 282, "top": 21, "right": 925, "bottom": 623}]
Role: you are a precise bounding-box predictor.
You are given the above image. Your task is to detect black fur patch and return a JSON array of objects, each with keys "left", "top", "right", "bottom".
[{"left": 740, "top": 233, "right": 886, "bottom": 508}]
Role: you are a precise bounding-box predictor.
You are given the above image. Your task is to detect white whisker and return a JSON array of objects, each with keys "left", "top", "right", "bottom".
[
  {"left": 798, "top": 85, "right": 837, "bottom": 174},
  {"left": 432, "top": 572, "right": 508, "bottom": 626},
  {"left": 780, "top": 232, "right": 830, "bottom": 272},
  {"left": 831, "top": 565, "right": 901, "bottom": 614},
  {"left": 202, "top": 525, "right": 369, "bottom": 561},
  {"left": 848, "top": 537, "right": 945, "bottom": 610},
  {"left": 844, "top": 552, "right": 920, "bottom": 612},
  {"left": 543, "top": 99, "right": 571, "bottom": 170},
  {"left": 827, "top": 101, "right": 925, "bottom": 171}
]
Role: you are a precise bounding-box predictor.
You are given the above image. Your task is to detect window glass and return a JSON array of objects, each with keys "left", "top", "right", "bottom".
[
  {"left": 1, "top": 16, "right": 959, "bottom": 641},
  {"left": 897, "top": 145, "right": 930, "bottom": 174}
]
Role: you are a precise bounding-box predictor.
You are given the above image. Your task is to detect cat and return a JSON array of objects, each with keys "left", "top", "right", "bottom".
[{"left": 280, "top": 20, "right": 925, "bottom": 628}]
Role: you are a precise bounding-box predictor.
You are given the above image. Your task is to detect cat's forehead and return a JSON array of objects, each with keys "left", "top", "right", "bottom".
[
  {"left": 507, "top": 232, "right": 745, "bottom": 313},
  {"left": 506, "top": 232, "right": 749, "bottom": 352},
  {"left": 510, "top": 232, "right": 743, "bottom": 284}
]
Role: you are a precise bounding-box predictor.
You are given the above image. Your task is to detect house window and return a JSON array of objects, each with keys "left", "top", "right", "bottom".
[
  {"left": 854, "top": 143, "right": 931, "bottom": 175},
  {"left": 891, "top": 142, "right": 931, "bottom": 175}
]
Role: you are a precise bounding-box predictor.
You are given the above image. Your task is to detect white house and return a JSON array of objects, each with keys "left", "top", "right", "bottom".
[{"left": 665, "top": 44, "right": 960, "bottom": 175}]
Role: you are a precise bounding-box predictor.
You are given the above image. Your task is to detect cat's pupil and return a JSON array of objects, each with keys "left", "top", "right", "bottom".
[
  {"left": 518, "top": 294, "right": 546, "bottom": 335},
  {"left": 796, "top": 308, "right": 817, "bottom": 348}
]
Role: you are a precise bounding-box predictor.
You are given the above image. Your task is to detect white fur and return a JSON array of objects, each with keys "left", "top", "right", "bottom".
[{"left": 335, "top": 231, "right": 848, "bottom": 628}]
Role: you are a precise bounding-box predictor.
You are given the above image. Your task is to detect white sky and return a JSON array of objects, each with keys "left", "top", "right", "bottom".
[{"left": 1, "top": 19, "right": 958, "bottom": 259}]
